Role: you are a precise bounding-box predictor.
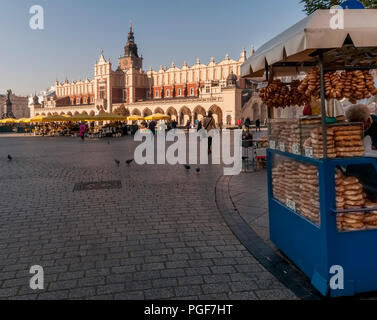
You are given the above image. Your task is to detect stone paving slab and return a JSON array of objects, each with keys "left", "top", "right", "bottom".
[{"left": 0, "top": 135, "right": 297, "bottom": 300}]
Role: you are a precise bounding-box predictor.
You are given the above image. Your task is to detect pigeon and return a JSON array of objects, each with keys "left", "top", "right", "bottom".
[
  {"left": 126, "top": 159, "right": 134, "bottom": 166},
  {"left": 107, "top": 141, "right": 110, "bottom": 145},
  {"left": 196, "top": 168, "right": 201, "bottom": 173},
  {"left": 114, "top": 159, "right": 120, "bottom": 166},
  {"left": 7, "top": 154, "right": 12, "bottom": 161},
  {"left": 184, "top": 165, "right": 191, "bottom": 170}
]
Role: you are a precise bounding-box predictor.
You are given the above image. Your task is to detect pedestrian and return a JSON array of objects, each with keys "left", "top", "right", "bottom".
[
  {"left": 148, "top": 120, "right": 156, "bottom": 136},
  {"left": 79, "top": 122, "right": 86, "bottom": 140},
  {"left": 346, "top": 103, "right": 377, "bottom": 153},
  {"left": 256, "top": 119, "right": 261, "bottom": 132},
  {"left": 203, "top": 111, "right": 216, "bottom": 154},
  {"left": 345, "top": 103, "right": 377, "bottom": 200},
  {"left": 245, "top": 118, "right": 251, "bottom": 128},
  {"left": 197, "top": 120, "right": 203, "bottom": 131}
]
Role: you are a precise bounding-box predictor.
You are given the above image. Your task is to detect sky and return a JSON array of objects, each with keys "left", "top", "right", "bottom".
[{"left": 0, "top": 0, "right": 306, "bottom": 96}]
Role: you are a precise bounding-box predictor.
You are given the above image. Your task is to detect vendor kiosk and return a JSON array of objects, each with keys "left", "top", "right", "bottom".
[{"left": 241, "top": 9, "right": 377, "bottom": 297}]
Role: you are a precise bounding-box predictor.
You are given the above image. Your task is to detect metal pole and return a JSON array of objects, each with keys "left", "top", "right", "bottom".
[{"left": 318, "top": 52, "right": 328, "bottom": 159}]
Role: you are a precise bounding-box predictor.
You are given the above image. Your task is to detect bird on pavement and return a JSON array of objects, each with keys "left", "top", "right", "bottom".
[
  {"left": 184, "top": 165, "right": 191, "bottom": 170},
  {"left": 196, "top": 168, "right": 201, "bottom": 173},
  {"left": 126, "top": 159, "right": 134, "bottom": 166},
  {"left": 7, "top": 154, "right": 12, "bottom": 161},
  {"left": 114, "top": 159, "right": 120, "bottom": 166}
]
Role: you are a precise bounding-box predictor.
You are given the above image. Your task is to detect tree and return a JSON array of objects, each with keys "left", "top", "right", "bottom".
[
  {"left": 114, "top": 104, "right": 130, "bottom": 116},
  {"left": 300, "top": 0, "right": 377, "bottom": 15}
]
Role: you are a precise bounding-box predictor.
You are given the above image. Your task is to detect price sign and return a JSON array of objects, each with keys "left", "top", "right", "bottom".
[
  {"left": 305, "top": 147, "right": 313, "bottom": 158},
  {"left": 286, "top": 199, "right": 296, "bottom": 211},
  {"left": 269, "top": 140, "right": 276, "bottom": 149},
  {"left": 279, "top": 142, "right": 285, "bottom": 152},
  {"left": 292, "top": 143, "right": 300, "bottom": 155}
]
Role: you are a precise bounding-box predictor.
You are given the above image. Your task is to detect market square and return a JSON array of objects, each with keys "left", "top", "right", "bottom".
[{"left": 1, "top": 0, "right": 377, "bottom": 303}]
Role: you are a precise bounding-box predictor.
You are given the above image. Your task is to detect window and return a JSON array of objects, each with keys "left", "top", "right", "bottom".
[
  {"left": 166, "top": 90, "right": 170, "bottom": 97},
  {"left": 178, "top": 89, "right": 181, "bottom": 96},
  {"left": 190, "top": 88, "right": 194, "bottom": 96},
  {"left": 206, "top": 87, "right": 210, "bottom": 93},
  {"left": 91, "top": 97, "right": 94, "bottom": 103},
  {"left": 155, "top": 91, "right": 159, "bottom": 98},
  {"left": 84, "top": 98, "right": 87, "bottom": 104},
  {"left": 99, "top": 85, "right": 106, "bottom": 99},
  {"left": 123, "top": 89, "right": 127, "bottom": 101}
]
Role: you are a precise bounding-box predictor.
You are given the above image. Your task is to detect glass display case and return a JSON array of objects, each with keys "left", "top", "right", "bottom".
[
  {"left": 271, "top": 154, "right": 320, "bottom": 226},
  {"left": 269, "top": 118, "right": 364, "bottom": 159}
]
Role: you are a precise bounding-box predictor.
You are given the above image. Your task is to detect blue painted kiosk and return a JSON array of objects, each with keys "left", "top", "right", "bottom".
[{"left": 241, "top": 9, "right": 377, "bottom": 297}]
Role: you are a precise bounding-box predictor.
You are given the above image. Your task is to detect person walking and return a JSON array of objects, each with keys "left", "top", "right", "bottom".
[
  {"left": 79, "top": 122, "right": 86, "bottom": 141},
  {"left": 197, "top": 120, "right": 203, "bottom": 131},
  {"left": 255, "top": 119, "right": 261, "bottom": 132},
  {"left": 245, "top": 118, "right": 251, "bottom": 129},
  {"left": 148, "top": 120, "right": 156, "bottom": 136},
  {"left": 203, "top": 111, "right": 216, "bottom": 154}
]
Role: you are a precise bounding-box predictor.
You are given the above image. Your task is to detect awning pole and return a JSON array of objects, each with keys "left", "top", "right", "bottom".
[{"left": 318, "top": 51, "right": 328, "bottom": 159}]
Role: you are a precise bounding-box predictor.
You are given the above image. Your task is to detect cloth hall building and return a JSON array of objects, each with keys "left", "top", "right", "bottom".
[{"left": 30, "top": 24, "right": 253, "bottom": 126}]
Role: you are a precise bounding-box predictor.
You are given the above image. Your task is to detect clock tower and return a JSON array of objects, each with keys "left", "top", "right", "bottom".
[{"left": 119, "top": 22, "right": 143, "bottom": 71}]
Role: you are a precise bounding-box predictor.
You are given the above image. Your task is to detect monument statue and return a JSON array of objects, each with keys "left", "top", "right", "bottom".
[
  {"left": 5, "top": 89, "right": 12, "bottom": 102},
  {"left": 1, "top": 89, "right": 15, "bottom": 119}
]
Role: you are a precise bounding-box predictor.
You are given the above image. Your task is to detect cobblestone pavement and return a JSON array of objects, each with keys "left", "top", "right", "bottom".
[
  {"left": 229, "top": 171, "right": 272, "bottom": 247},
  {"left": 0, "top": 135, "right": 297, "bottom": 300}
]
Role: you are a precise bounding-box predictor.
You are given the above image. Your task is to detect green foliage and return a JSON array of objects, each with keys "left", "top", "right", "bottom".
[{"left": 300, "top": 0, "right": 377, "bottom": 15}]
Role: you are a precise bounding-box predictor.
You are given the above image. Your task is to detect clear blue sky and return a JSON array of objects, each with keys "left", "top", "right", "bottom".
[{"left": 0, "top": 0, "right": 306, "bottom": 96}]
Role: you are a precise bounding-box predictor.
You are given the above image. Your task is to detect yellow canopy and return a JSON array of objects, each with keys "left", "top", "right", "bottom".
[
  {"left": 67, "top": 114, "right": 94, "bottom": 122},
  {"left": 16, "top": 118, "right": 30, "bottom": 123},
  {"left": 144, "top": 113, "right": 171, "bottom": 121},
  {"left": 29, "top": 115, "right": 46, "bottom": 123},
  {"left": 42, "top": 115, "right": 73, "bottom": 122},
  {"left": 93, "top": 113, "right": 127, "bottom": 121},
  {"left": 127, "top": 115, "right": 144, "bottom": 121},
  {"left": 0, "top": 118, "right": 17, "bottom": 124}
]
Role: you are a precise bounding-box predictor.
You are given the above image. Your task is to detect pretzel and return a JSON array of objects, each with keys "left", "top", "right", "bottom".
[
  {"left": 336, "top": 140, "right": 364, "bottom": 147},
  {"left": 335, "top": 135, "right": 362, "bottom": 141},
  {"left": 345, "top": 199, "right": 366, "bottom": 206},
  {"left": 343, "top": 177, "right": 360, "bottom": 185}
]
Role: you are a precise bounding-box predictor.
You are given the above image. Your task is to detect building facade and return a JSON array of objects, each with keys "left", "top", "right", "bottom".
[{"left": 31, "top": 24, "right": 254, "bottom": 126}]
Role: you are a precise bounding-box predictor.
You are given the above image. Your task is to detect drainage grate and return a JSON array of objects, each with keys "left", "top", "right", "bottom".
[{"left": 73, "top": 180, "right": 122, "bottom": 192}]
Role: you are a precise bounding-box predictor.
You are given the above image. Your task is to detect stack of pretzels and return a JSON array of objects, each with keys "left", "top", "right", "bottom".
[
  {"left": 298, "top": 68, "right": 321, "bottom": 99},
  {"left": 341, "top": 70, "right": 377, "bottom": 104},
  {"left": 259, "top": 80, "right": 290, "bottom": 108},
  {"left": 333, "top": 125, "right": 365, "bottom": 158},
  {"left": 272, "top": 159, "right": 320, "bottom": 225},
  {"left": 336, "top": 171, "right": 367, "bottom": 231},
  {"left": 325, "top": 71, "right": 343, "bottom": 100},
  {"left": 297, "top": 163, "right": 320, "bottom": 224},
  {"left": 272, "top": 160, "right": 300, "bottom": 205}
]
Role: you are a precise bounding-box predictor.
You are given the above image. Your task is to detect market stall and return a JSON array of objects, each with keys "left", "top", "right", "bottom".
[{"left": 242, "top": 9, "right": 377, "bottom": 297}]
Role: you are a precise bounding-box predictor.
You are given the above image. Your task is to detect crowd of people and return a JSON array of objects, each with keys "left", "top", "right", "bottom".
[{"left": 29, "top": 121, "right": 129, "bottom": 138}]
